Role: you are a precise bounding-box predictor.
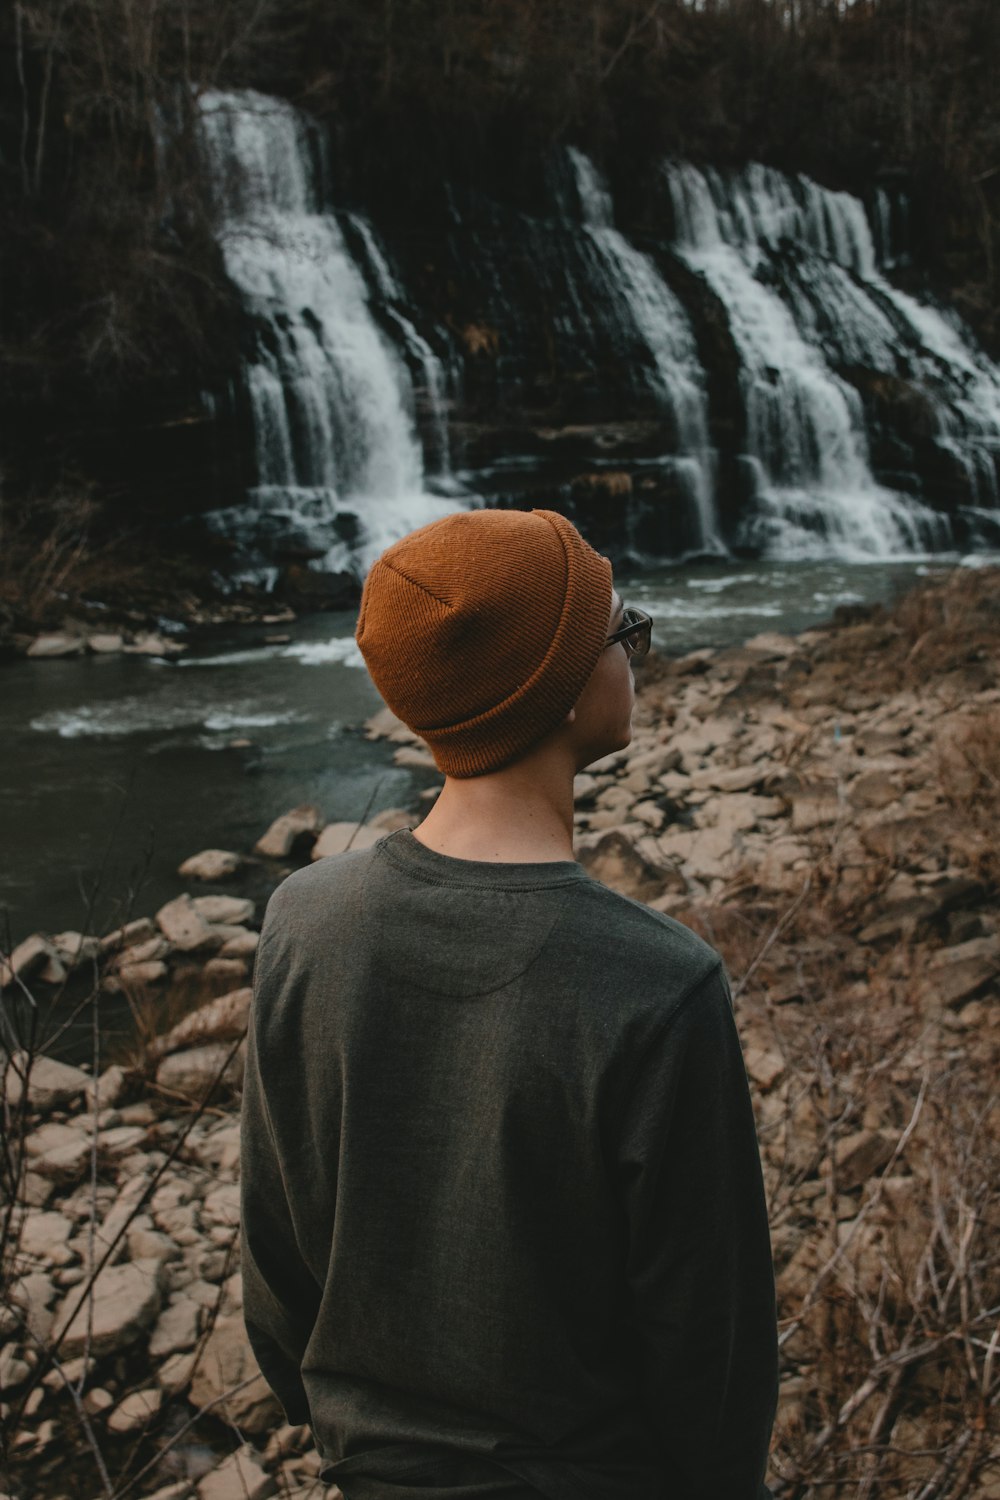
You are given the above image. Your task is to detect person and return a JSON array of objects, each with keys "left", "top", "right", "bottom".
[{"left": 240, "top": 507, "right": 778, "bottom": 1500}]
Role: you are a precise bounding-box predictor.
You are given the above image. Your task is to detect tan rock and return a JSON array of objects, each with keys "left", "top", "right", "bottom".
[
  {"left": 833, "top": 1129, "right": 896, "bottom": 1191},
  {"left": 3, "top": 1053, "right": 90, "bottom": 1113},
  {"left": 369, "top": 807, "right": 414, "bottom": 832},
  {"left": 687, "top": 763, "right": 770, "bottom": 793},
  {"left": 99, "top": 917, "right": 156, "bottom": 955},
  {"left": 848, "top": 770, "right": 900, "bottom": 810},
  {"left": 49, "top": 931, "right": 102, "bottom": 967},
  {"left": 189, "top": 1317, "right": 282, "bottom": 1436},
  {"left": 577, "top": 829, "right": 684, "bottom": 903},
  {"left": 148, "top": 1297, "right": 200, "bottom": 1358},
  {"left": 24, "top": 1122, "right": 91, "bottom": 1181},
  {"left": 113, "top": 934, "right": 170, "bottom": 966},
  {"left": 86, "top": 632, "right": 124, "bottom": 653},
  {"left": 107, "top": 1386, "right": 162, "bottom": 1434},
  {"left": 219, "top": 930, "right": 259, "bottom": 959},
  {"left": 19, "top": 1210, "right": 74, "bottom": 1261},
  {"left": 152, "top": 988, "right": 253, "bottom": 1058},
  {"left": 52, "top": 1258, "right": 164, "bottom": 1357},
  {"left": 191, "top": 895, "right": 255, "bottom": 926},
  {"left": 198, "top": 1446, "right": 276, "bottom": 1500},
  {"left": 104, "top": 958, "right": 168, "bottom": 994},
  {"left": 311, "top": 822, "right": 382, "bottom": 859},
  {"left": 27, "top": 632, "right": 85, "bottom": 658},
  {"left": 7, "top": 1271, "right": 57, "bottom": 1341},
  {"left": 158, "top": 1349, "right": 198, "bottom": 1395},
  {"left": 254, "top": 803, "right": 323, "bottom": 858},
  {"left": 202, "top": 957, "right": 249, "bottom": 990},
  {"left": 392, "top": 744, "right": 437, "bottom": 770},
  {"left": 178, "top": 848, "right": 245, "bottom": 881},
  {"left": 155, "top": 895, "right": 220, "bottom": 952},
  {"left": 0, "top": 933, "right": 61, "bottom": 989},
  {"left": 744, "top": 1046, "right": 786, "bottom": 1092},
  {"left": 790, "top": 788, "right": 841, "bottom": 831},
  {"left": 156, "top": 1042, "right": 245, "bottom": 1098},
  {"left": 123, "top": 631, "right": 186, "bottom": 656},
  {"left": 83, "top": 1063, "right": 127, "bottom": 1112},
  {"left": 364, "top": 705, "right": 417, "bottom": 743}
]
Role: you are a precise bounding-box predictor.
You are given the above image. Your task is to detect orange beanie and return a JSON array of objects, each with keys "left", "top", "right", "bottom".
[{"left": 356, "top": 508, "right": 613, "bottom": 777}]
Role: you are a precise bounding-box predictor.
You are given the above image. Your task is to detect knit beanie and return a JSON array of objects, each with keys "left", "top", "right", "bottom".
[{"left": 356, "top": 508, "right": 613, "bottom": 777}]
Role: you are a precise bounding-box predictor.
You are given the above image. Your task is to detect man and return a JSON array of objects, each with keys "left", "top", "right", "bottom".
[{"left": 240, "top": 507, "right": 778, "bottom": 1500}]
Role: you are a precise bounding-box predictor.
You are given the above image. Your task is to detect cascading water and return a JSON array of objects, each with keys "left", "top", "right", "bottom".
[
  {"left": 191, "top": 85, "right": 1000, "bottom": 575},
  {"left": 564, "top": 150, "right": 722, "bottom": 557},
  {"left": 196, "top": 89, "right": 462, "bottom": 582},
  {"left": 664, "top": 162, "right": 1000, "bottom": 557},
  {"left": 664, "top": 162, "right": 953, "bottom": 559}
]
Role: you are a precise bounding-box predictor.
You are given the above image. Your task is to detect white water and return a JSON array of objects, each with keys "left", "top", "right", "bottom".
[
  {"left": 196, "top": 89, "right": 463, "bottom": 580},
  {"left": 567, "top": 150, "right": 723, "bottom": 556},
  {"left": 664, "top": 162, "right": 954, "bottom": 560}
]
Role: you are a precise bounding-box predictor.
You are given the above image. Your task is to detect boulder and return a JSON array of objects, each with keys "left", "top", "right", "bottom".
[
  {"left": 123, "top": 631, "right": 186, "bottom": 656},
  {"left": 189, "top": 1317, "right": 282, "bottom": 1437},
  {"left": 49, "top": 931, "right": 102, "bottom": 968},
  {"left": 744, "top": 1046, "right": 786, "bottom": 1092},
  {"left": 191, "top": 895, "right": 256, "bottom": 925},
  {"left": 84, "top": 1063, "right": 127, "bottom": 1112},
  {"left": 99, "top": 917, "right": 156, "bottom": 954},
  {"left": 577, "top": 829, "right": 684, "bottom": 903},
  {"left": 87, "top": 632, "right": 124, "bottom": 653},
  {"left": 0, "top": 933, "right": 61, "bottom": 989},
  {"left": 198, "top": 1446, "right": 276, "bottom": 1500},
  {"left": 364, "top": 706, "right": 417, "bottom": 743},
  {"left": 3, "top": 1053, "right": 90, "bottom": 1113},
  {"left": 254, "top": 803, "right": 323, "bottom": 858},
  {"left": 219, "top": 930, "right": 259, "bottom": 959},
  {"left": 201, "top": 957, "right": 249, "bottom": 988},
  {"left": 833, "top": 1130, "right": 896, "bottom": 1191},
  {"left": 688, "top": 763, "right": 770, "bottom": 793},
  {"left": 789, "top": 788, "right": 841, "bottom": 831},
  {"left": 151, "top": 988, "right": 252, "bottom": 1058},
  {"left": 148, "top": 1297, "right": 200, "bottom": 1358},
  {"left": 19, "top": 1210, "right": 74, "bottom": 1261},
  {"left": 110, "top": 959, "right": 168, "bottom": 990},
  {"left": 155, "top": 895, "right": 222, "bottom": 953},
  {"left": 392, "top": 745, "right": 437, "bottom": 770},
  {"left": 27, "top": 632, "right": 85, "bottom": 658},
  {"left": 24, "top": 1121, "right": 91, "bottom": 1181},
  {"left": 107, "top": 1386, "right": 163, "bottom": 1434},
  {"left": 156, "top": 1042, "right": 245, "bottom": 1098},
  {"left": 311, "top": 822, "right": 382, "bottom": 859},
  {"left": 178, "top": 849, "right": 245, "bottom": 881},
  {"left": 7, "top": 1271, "right": 57, "bottom": 1341},
  {"left": 52, "top": 1257, "right": 164, "bottom": 1357}
]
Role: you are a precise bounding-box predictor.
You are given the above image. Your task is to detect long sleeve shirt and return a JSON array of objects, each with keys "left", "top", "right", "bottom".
[{"left": 240, "top": 828, "right": 778, "bottom": 1500}]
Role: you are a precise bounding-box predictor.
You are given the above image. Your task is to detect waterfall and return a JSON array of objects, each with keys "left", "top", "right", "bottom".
[
  {"left": 196, "top": 89, "right": 462, "bottom": 583},
  {"left": 191, "top": 86, "right": 1000, "bottom": 575},
  {"left": 664, "top": 162, "right": 953, "bottom": 560},
  {"left": 565, "top": 150, "right": 722, "bottom": 556}
]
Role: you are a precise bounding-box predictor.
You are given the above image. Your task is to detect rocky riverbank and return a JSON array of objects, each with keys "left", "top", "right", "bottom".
[{"left": 2, "top": 563, "right": 999, "bottom": 1499}]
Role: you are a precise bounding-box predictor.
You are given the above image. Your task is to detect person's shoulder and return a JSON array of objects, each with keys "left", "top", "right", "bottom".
[
  {"left": 260, "top": 836, "right": 387, "bottom": 938},
  {"left": 566, "top": 873, "right": 722, "bottom": 993}
]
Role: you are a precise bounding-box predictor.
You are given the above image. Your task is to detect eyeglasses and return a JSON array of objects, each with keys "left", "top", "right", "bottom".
[{"left": 605, "top": 606, "right": 652, "bottom": 661}]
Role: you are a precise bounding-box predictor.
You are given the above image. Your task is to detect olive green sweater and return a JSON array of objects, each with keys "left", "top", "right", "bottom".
[{"left": 240, "top": 830, "right": 777, "bottom": 1500}]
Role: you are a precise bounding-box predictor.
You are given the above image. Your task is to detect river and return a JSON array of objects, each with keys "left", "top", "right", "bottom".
[{"left": 2, "top": 553, "right": 990, "bottom": 947}]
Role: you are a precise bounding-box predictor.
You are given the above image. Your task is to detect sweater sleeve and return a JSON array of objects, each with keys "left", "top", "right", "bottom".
[
  {"left": 239, "top": 928, "right": 322, "bottom": 1427},
  {"left": 616, "top": 962, "right": 778, "bottom": 1500}
]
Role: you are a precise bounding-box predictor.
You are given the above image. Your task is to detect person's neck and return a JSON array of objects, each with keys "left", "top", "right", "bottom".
[{"left": 411, "top": 742, "right": 577, "bottom": 863}]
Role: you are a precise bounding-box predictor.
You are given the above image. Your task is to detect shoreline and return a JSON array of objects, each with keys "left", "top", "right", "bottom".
[{"left": 2, "top": 562, "right": 999, "bottom": 1497}]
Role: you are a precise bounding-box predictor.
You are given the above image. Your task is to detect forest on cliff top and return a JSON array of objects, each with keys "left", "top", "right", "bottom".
[{"left": 2, "top": 0, "right": 1000, "bottom": 511}]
